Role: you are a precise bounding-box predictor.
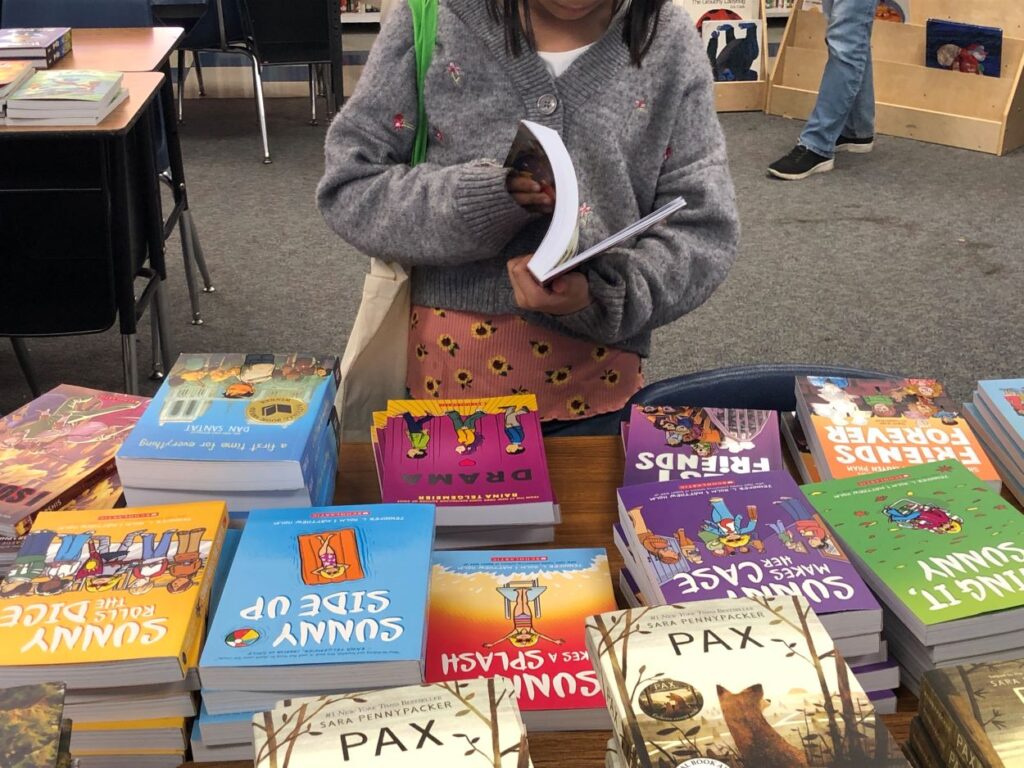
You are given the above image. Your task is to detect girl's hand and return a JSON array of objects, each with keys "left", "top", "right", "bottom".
[
  {"left": 507, "top": 174, "right": 555, "bottom": 214},
  {"left": 507, "top": 256, "right": 592, "bottom": 316}
]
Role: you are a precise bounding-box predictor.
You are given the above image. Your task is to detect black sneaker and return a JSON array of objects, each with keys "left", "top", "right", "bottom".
[
  {"left": 767, "top": 145, "right": 834, "bottom": 180},
  {"left": 835, "top": 134, "right": 875, "bottom": 153}
]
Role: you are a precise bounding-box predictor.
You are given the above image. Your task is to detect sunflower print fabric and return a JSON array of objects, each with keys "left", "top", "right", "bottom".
[{"left": 407, "top": 305, "right": 643, "bottom": 421}]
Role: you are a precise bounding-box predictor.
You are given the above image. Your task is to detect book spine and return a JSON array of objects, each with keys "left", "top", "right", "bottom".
[
  {"left": 179, "top": 512, "right": 229, "bottom": 676},
  {"left": 918, "top": 682, "right": 990, "bottom": 768},
  {"left": 9, "top": 460, "right": 117, "bottom": 535}
]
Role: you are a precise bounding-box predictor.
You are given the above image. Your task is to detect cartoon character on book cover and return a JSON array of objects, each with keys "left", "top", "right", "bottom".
[
  {"left": 926, "top": 20, "right": 1002, "bottom": 78},
  {"left": 0, "top": 682, "right": 66, "bottom": 768},
  {"left": 703, "top": 20, "right": 762, "bottom": 82},
  {"left": 587, "top": 597, "right": 908, "bottom": 768},
  {"left": 1003, "top": 388, "right": 1024, "bottom": 417},
  {"left": 425, "top": 550, "right": 616, "bottom": 714}
]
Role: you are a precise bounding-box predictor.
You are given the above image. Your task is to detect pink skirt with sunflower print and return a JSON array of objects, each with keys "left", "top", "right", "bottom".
[{"left": 407, "top": 305, "right": 644, "bottom": 421}]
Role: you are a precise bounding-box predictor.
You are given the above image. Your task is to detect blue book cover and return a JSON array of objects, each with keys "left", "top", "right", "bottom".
[
  {"left": 977, "top": 379, "right": 1024, "bottom": 443},
  {"left": 207, "top": 527, "right": 243, "bottom": 627},
  {"left": 201, "top": 504, "right": 435, "bottom": 670},
  {"left": 116, "top": 354, "right": 339, "bottom": 486}
]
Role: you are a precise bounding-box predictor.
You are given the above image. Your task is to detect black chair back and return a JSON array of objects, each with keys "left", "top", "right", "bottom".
[
  {"left": 181, "top": 0, "right": 246, "bottom": 50},
  {"left": 2, "top": 0, "right": 153, "bottom": 27},
  {"left": 241, "top": 0, "right": 341, "bottom": 65}
]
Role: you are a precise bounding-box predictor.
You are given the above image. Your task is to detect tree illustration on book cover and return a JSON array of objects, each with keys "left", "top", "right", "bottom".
[
  {"left": 0, "top": 682, "right": 66, "bottom": 768},
  {"left": 251, "top": 678, "right": 532, "bottom": 768},
  {"left": 585, "top": 596, "right": 908, "bottom": 767}
]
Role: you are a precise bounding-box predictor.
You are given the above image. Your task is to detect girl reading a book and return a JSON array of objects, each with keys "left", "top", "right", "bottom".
[{"left": 318, "top": 0, "right": 738, "bottom": 432}]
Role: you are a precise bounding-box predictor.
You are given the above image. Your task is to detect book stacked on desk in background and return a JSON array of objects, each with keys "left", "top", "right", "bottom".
[
  {"left": 0, "top": 682, "right": 75, "bottom": 768},
  {"left": 802, "top": 460, "right": 1024, "bottom": 696},
  {"left": 4, "top": 70, "right": 127, "bottom": 126},
  {"left": 614, "top": 470, "right": 899, "bottom": 701},
  {"left": 964, "top": 379, "right": 1024, "bottom": 504},
  {"left": 621, "top": 404, "right": 783, "bottom": 485},
  {"left": 0, "top": 27, "right": 71, "bottom": 69},
  {"left": 0, "top": 500, "right": 228, "bottom": 768},
  {"left": 424, "top": 548, "right": 618, "bottom": 731},
  {"left": 249, "top": 677, "right": 533, "bottom": 768},
  {"left": 586, "top": 595, "right": 910, "bottom": 768},
  {"left": 0, "top": 59, "right": 34, "bottom": 124},
  {"left": 372, "top": 396, "right": 559, "bottom": 547},
  {"left": 907, "top": 657, "right": 1024, "bottom": 768},
  {"left": 193, "top": 503, "right": 435, "bottom": 762},
  {"left": 795, "top": 375, "right": 1000, "bottom": 488},
  {"left": 116, "top": 353, "right": 339, "bottom": 522}
]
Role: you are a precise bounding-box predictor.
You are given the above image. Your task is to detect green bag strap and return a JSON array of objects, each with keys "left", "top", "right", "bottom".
[{"left": 408, "top": 0, "right": 438, "bottom": 167}]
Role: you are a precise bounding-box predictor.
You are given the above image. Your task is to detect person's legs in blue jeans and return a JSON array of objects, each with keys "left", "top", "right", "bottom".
[{"left": 798, "top": 0, "right": 877, "bottom": 157}]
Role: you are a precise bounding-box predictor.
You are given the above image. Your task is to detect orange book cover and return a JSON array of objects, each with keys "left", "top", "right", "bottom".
[
  {"left": 796, "top": 377, "right": 999, "bottom": 486},
  {"left": 0, "top": 500, "right": 227, "bottom": 671},
  {"left": 0, "top": 385, "right": 148, "bottom": 535}
]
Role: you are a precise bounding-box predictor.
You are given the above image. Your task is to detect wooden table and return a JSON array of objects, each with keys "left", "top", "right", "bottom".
[{"left": 182, "top": 436, "right": 916, "bottom": 768}]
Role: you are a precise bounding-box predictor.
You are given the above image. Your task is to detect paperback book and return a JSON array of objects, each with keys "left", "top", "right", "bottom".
[
  {"left": 802, "top": 460, "right": 1024, "bottom": 645},
  {"left": 424, "top": 548, "right": 618, "bottom": 730},
  {"left": 781, "top": 411, "right": 821, "bottom": 483},
  {"left": 0, "top": 28, "right": 72, "bottom": 68},
  {"left": 585, "top": 595, "right": 909, "bottom": 767},
  {"left": 505, "top": 120, "right": 685, "bottom": 283},
  {"left": 0, "top": 385, "right": 148, "bottom": 536},
  {"left": 795, "top": 376, "right": 999, "bottom": 487},
  {"left": 251, "top": 677, "right": 533, "bottom": 768},
  {"left": 618, "top": 471, "right": 882, "bottom": 640},
  {"left": 0, "top": 682, "right": 67, "bottom": 768},
  {"left": 623, "top": 405, "right": 782, "bottom": 485},
  {"left": 703, "top": 19, "right": 764, "bottom": 82},
  {"left": 0, "top": 500, "right": 228, "bottom": 688},
  {"left": 201, "top": 504, "right": 435, "bottom": 691},
  {"left": 975, "top": 379, "right": 1024, "bottom": 454},
  {"left": 674, "top": 0, "right": 760, "bottom": 30},
  {"left": 0, "top": 60, "right": 33, "bottom": 100},
  {"left": 6, "top": 69, "right": 127, "bottom": 125},
  {"left": 925, "top": 19, "right": 1002, "bottom": 78}
]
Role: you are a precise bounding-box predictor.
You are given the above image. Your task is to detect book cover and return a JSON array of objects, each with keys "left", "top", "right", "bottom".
[
  {"left": 926, "top": 19, "right": 1002, "bottom": 78},
  {"left": 781, "top": 412, "right": 821, "bottom": 483},
  {"left": 0, "top": 28, "right": 70, "bottom": 55},
  {"left": 618, "top": 471, "right": 880, "bottom": 618},
  {"left": 0, "top": 60, "right": 33, "bottom": 95},
  {"left": 0, "top": 682, "right": 66, "bottom": 768},
  {"left": 424, "top": 549, "right": 617, "bottom": 717},
  {"left": 674, "top": 0, "right": 760, "bottom": 30},
  {"left": 201, "top": 504, "right": 435, "bottom": 670},
  {"left": 623, "top": 405, "right": 782, "bottom": 486},
  {"left": 375, "top": 396, "right": 554, "bottom": 510},
  {"left": 116, "top": 353, "right": 338, "bottom": 488},
  {"left": 11, "top": 69, "right": 120, "bottom": 102},
  {"left": 585, "top": 596, "right": 908, "bottom": 767},
  {"left": 921, "top": 658, "right": 1024, "bottom": 768},
  {"left": 0, "top": 500, "right": 226, "bottom": 672},
  {"left": 59, "top": 471, "right": 124, "bottom": 512},
  {"left": 976, "top": 379, "right": 1024, "bottom": 451},
  {"left": 252, "top": 678, "right": 532, "bottom": 768},
  {"left": 795, "top": 376, "right": 999, "bottom": 486},
  {"left": 703, "top": 19, "right": 763, "bottom": 82},
  {"left": 875, "top": 0, "right": 908, "bottom": 22},
  {"left": 0, "top": 385, "right": 148, "bottom": 535},
  {"left": 802, "top": 461, "right": 1024, "bottom": 630}
]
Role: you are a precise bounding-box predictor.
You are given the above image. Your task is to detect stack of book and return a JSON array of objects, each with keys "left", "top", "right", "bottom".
[
  {"left": 194, "top": 503, "right": 435, "bottom": 761},
  {"left": 614, "top": 470, "right": 900, "bottom": 704},
  {"left": 802, "top": 460, "right": 1024, "bottom": 695},
  {"left": 587, "top": 595, "right": 910, "bottom": 768},
  {"left": 424, "top": 548, "right": 618, "bottom": 731},
  {"left": 247, "top": 677, "right": 533, "bottom": 767},
  {"left": 0, "top": 682, "right": 74, "bottom": 768},
  {"left": 372, "top": 396, "right": 559, "bottom": 547},
  {"left": 116, "top": 353, "right": 340, "bottom": 519},
  {"left": 0, "top": 27, "right": 72, "bottom": 69},
  {"left": 0, "top": 59, "right": 34, "bottom": 123},
  {"left": 0, "top": 500, "right": 228, "bottom": 768},
  {"left": 794, "top": 375, "right": 1000, "bottom": 489},
  {"left": 4, "top": 70, "right": 128, "bottom": 127},
  {"left": 621, "top": 404, "right": 784, "bottom": 485},
  {"left": 964, "top": 378, "right": 1024, "bottom": 503},
  {"left": 0, "top": 384, "right": 147, "bottom": 570},
  {"left": 907, "top": 657, "right": 1024, "bottom": 768}
]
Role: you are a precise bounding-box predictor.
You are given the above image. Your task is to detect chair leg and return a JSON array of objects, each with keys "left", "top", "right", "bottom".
[
  {"left": 154, "top": 279, "right": 174, "bottom": 374},
  {"left": 184, "top": 209, "right": 214, "bottom": 293},
  {"left": 176, "top": 50, "right": 187, "bottom": 123},
  {"left": 178, "top": 212, "right": 204, "bottom": 325},
  {"left": 308, "top": 64, "right": 318, "bottom": 126},
  {"left": 150, "top": 301, "right": 165, "bottom": 381},
  {"left": 194, "top": 53, "right": 206, "bottom": 96},
  {"left": 121, "top": 334, "right": 139, "bottom": 395},
  {"left": 10, "top": 338, "right": 42, "bottom": 397},
  {"left": 241, "top": 50, "right": 271, "bottom": 164}
]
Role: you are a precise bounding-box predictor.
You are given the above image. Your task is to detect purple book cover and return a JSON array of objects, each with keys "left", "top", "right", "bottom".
[
  {"left": 618, "top": 470, "right": 879, "bottom": 616},
  {"left": 379, "top": 406, "right": 553, "bottom": 506},
  {"left": 623, "top": 404, "right": 783, "bottom": 485}
]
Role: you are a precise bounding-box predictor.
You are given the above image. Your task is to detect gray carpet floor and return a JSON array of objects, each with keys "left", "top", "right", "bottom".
[{"left": 2, "top": 97, "right": 1022, "bottom": 415}]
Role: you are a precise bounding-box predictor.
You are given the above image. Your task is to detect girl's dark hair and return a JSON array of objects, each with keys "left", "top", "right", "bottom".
[{"left": 486, "top": 0, "right": 669, "bottom": 66}]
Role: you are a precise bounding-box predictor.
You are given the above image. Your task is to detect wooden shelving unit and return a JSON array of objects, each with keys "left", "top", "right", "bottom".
[
  {"left": 767, "top": 0, "right": 1024, "bottom": 155},
  {"left": 713, "top": 0, "right": 770, "bottom": 112},
  {"left": 340, "top": 10, "right": 381, "bottom": 24}
]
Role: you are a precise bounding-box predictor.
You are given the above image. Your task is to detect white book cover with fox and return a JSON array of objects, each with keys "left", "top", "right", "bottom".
[{"left": 585, "top": 596, "right": 908, "bottom": 767}]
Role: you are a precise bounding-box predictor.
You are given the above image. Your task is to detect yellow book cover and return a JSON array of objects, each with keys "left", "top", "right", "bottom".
[{"left": 0, "top": 501, "right": 227, "bottom": 679}]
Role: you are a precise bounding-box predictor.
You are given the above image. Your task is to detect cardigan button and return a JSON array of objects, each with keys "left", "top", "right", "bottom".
[{"left": 537, "top": 93, "right": 559, "bottom": 115}]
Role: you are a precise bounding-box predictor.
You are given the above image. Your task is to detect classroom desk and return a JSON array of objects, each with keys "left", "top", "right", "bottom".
[
  {"left": 180, "top": 435, "right": 916, "bottom": 768},
  {"left": 0, "top": 72, "right": 172, "bottom": 392},
  {"left": 56, "top": 26, "right": 214, "bottom": 326}
]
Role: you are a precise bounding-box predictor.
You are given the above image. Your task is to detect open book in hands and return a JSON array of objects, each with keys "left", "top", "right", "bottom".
[{"left": 504, "top": 119, "right": 686, "bottom": 283}]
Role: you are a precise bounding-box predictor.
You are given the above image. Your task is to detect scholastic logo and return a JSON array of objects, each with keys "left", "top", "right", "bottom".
[
  {"left": 311, "top": 510, "right": 370, "bottom": 518},
  {"left": 856, "top": 474, "right": 909, "bottom": 486},
  {"left": 677, "top": 480, "right": 732, "bottom": 491},
  {"left": 491, "top": 556, "right": 548, "bottom": 562},
  {"left": 99, "top": 512, "right": 159, "bottom": 520}
]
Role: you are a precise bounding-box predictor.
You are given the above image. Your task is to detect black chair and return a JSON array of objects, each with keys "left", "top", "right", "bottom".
[{"left": 627, "top": 364, "right": 901, "bottom": 412}]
